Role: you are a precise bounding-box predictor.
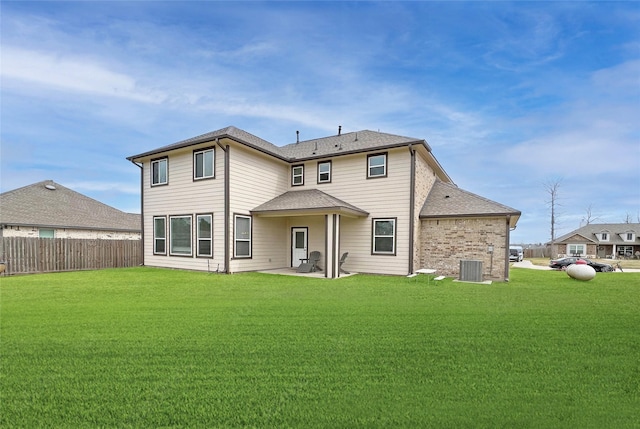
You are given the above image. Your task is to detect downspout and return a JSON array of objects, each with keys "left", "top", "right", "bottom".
[
  {"left": 408, "top": 145, "right": 416, "bottom": 274},
  {"left": 216, "top": 138, "right": 231, "bottom": 274},
  {"left": 504, "top": 215, "right": 511, "bottom": 282},
  {"left": 129, "top": 160, "right": 145, "bottom": 267}
]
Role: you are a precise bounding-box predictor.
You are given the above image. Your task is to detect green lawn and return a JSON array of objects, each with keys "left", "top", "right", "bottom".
[{"left": 1, "top": 268, "right": 639, "bottom": 428}]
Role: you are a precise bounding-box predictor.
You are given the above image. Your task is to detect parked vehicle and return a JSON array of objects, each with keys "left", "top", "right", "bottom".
[
  {"left": 549, "top": 257, "right": 613, "bottom": 272},
  {"left": 509, "top": 246, "right": 524, "bottom": 262}
]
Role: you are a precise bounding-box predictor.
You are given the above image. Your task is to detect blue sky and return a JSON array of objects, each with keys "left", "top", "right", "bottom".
[{"left": 2, "top": 1, "right": 639, "bottom": 243}]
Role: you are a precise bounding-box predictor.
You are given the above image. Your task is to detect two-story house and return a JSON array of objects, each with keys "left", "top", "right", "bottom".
[{"left": 127, "top": 126, "right": 520, "bottom": 281}]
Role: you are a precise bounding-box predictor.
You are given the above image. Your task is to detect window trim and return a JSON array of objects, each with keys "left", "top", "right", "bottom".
[
  {"left": 153, "top": 216, "right": 167, "bottom": 255},
  {"left": 371, "top": 217, "right": 397, "bottom": 255},
  {"left": 292, "top": 164, "right": 304, "bottom": 186},
  {"left": 317, "top": 160, "right": 332, "bottom": 184},
  {"left": 196, "top": 213, "right": 213, "bottom": 258},
  {"left": 151, "top": 157, "right": 168, "bottom": 186},
  {"left": 234, "top": 214, "right": 252, "bottom": 259},
  {"left": 367, "top": 152, "right": 387, "bottom": 179},
  {"left": 193, "top": 147, "right": 215, "bottom": 181},
  {"left": 568, "top": 243, "right": 586, "bottom": 256},
  {"left": 169, "top": 214, "right": 193, "bottom": 257}
]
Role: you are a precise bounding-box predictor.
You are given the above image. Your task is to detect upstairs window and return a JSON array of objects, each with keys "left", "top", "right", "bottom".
[
  {"left": 153, "top": 216, "right": 166, "bottom": 254},
  {"left": 318, "top": 161, "right": 331, "bottom": 183},
  {"left": 626, "top": 232, "right": 634, "bottom": 241},
  {"left": 196, "top": 214, "right": 213, "bottom": 257},
  {"left": 600, "top": 232, "right": 609, "bottom": 241},
  {"left": 194, "top": 148, "right": 215, "bottom": 180},
  {"left": 372, "top": 218, "right": 396, "bottom": 255},
  {"left": 367, "top": 153, "right": 387, "bottom": 178},
  {"left": 292, "top": 165, "right": 304, "bottom": 186},
  {"left": 151, "top": 158, "right": 168, "bottom": 186}
]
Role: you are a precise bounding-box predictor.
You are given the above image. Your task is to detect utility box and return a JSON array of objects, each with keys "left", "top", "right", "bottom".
[{"left": 460, "top": 260, "right": 483, "bottom": 282}]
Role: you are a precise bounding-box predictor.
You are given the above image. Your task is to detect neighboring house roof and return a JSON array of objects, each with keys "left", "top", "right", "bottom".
[
  {"left": 554, "top": 223, "right": 640, "bottom": 244},
  {"left": 0, "top": 180, "right": 141, "bottom": 232},
  {"left": 420, "top": 180, "right": 521, "bottom": 227},
  {"left": 127, "top": 126, "right": 451, "bottom": 181},
  {"left": 251, "top": 189, "right": 369, "bottom": 217}
]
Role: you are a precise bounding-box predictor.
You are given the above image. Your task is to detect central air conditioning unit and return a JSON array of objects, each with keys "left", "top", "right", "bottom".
[{"left": 460, "top": 260, "right": 483, "bottom": 282}]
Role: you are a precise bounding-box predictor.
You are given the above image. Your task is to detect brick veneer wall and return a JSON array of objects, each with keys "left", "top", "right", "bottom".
[{"left": 420, "top": 216, "right": 509, "bottom": 281}]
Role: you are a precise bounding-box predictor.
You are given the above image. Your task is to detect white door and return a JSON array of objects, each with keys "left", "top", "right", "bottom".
[{"left": 292, "top": 228, "right": 308, "bottom": 267}]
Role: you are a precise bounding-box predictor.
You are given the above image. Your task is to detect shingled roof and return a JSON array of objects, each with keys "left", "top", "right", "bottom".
[
  {"left": 252, "top": 189, "right": 369, "bottom": 217},
  {"left": 0, "top": 180, "right": 141, "bottom": 232},
  {"left": 555, "top": 223, "right": 640, "bottom": 244},
  {"left": 420, "top": 180, "right": 520, "bottom": 227}
]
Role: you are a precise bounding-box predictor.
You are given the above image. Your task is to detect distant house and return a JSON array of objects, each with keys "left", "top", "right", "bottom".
[
  {"left": 0, "top": 180, "right": 141, "bottom": 240},
  {"left": 552, "top": 223, "right": 640, "bottom": 259},
  {"left": 127, "top": 126, "right": 520, "bottom": 280}
]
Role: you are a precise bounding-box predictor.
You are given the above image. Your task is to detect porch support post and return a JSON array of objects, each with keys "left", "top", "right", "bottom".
[{"left": 325, "top": 214, "right": 341, "bottom": 279}]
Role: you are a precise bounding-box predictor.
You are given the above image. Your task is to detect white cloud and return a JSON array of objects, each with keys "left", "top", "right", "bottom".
[{"left": 1, "top": 47, "right": 166, "bottom": 103}]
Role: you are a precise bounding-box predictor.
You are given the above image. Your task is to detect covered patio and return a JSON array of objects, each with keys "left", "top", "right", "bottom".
[{"left": 251, "top": 189, "right": 368, "bottom": 278}]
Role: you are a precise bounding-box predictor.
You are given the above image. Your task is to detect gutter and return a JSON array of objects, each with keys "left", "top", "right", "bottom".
[
  {"left": 216, "top": 138, "right": 231, "bottom": 274},
  {"left": 505, "top": 215, "right": 511, "bottom": 282},
  {"left": 408, "top": 145, "right": 416, "bottom": 274},
  {"left": 129, "top": 159, "right": 145, "bottom": 267}
]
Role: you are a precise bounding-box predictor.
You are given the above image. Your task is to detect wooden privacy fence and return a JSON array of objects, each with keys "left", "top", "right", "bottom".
[{"left": 0, "top": 237, "right": 142, "bottom": 275}]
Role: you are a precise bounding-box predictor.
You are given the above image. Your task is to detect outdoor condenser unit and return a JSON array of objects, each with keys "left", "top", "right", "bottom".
[{"left": 459, "top": 260, "right": 483, "bottom": 282}]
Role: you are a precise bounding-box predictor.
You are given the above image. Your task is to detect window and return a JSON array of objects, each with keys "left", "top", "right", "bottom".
[
  {"left": 234, "top": 214, "right": 252, "bottom": 258},
  {"left": 568, "top": 244, "right": 585, "bottom": 256},
  {"left": 318, "top": 161, "right": 331, "bottom": 183},
  {"left": 367, "top": 153, "right": 387, "bottom": 178},
  {"left": 153, "top": 216, "right": 166, "bottom": 254},
  {"left": 39, "top": 228, "right": 55, "bottom": 238},
  {"left": 626, "top": 233, "right": 634, "bottom": 241},
  {"left": 292, "top": 165, "right": 304, "bottom": 186},
  {"left": 618, "top": 245, "right": 633, "bottom": 257},
  {"left": 600, "top": 232, "right": 609, "bottom": 241},
  {"left": 152, "top": 158, "right": 168, "bottom": 186},
  {"left": 194, "top": 148, "right": 215, "bottom": 180},
  {"left": 170, "top": 215, "right": 192, "bottom": 256},
  {"left": 197, "top": 214, "right": 213, "bottom": 257},
  {"left": 372, "top": 218, "right": 396, "bottom": 254}
]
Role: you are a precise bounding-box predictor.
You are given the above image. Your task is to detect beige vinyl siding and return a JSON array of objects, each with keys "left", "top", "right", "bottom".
[
  {"left": 228, "top": 144, "right": 289, "bottom": 272},
  {"left": 140, "top": 143, "right": 225, "bottom": 271},
  {"left": 303, "top": 148, "right": 414, "bottom": 275}
]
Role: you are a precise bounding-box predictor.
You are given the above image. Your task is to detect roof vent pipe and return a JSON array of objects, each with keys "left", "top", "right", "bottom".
[
  {"left": 296, "top": 130, "right": 299, "bottom": 143},
  {"left": 338, "top": 125, "right": 342, "bottom": 136}
]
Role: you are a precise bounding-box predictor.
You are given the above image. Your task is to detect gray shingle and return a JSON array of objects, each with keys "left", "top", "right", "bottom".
[
  {"left": 252, "top": 189, "right": 368, "bottom": 217},
  {"left": 127, "top": 127, "right": 427, "bottom": 162},
  {"left": 421, "top": 180, "right": 520, "bottom": 220},
  {"left": 0, "top": 180, "right": 141, "bottom": 231},
  {"left": 555, "top": 223, "right": 640, "bottom": 244}
]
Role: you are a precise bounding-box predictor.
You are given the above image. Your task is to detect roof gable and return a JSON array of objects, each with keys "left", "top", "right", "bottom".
[
  {"left": 0, "top": 180, "right": 140, "bottom": 231},
  {"left": 420, "top": 180, "right": 520, "bottom": 227}
]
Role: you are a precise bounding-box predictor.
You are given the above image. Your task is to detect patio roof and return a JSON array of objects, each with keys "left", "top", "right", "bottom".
[{"left": 251, "top": 189, "right": 369, "bottom": 218}]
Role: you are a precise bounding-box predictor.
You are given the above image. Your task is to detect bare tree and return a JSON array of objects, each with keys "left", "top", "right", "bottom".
[
  {"left": 581, "top": 204, "right": 600, "bottom": 226},
  {"left": 544, "top": 179, "right": 562, "bottom": 258},
  {"left": 623, "top": 213, "right": 633, "bottom": 223}
]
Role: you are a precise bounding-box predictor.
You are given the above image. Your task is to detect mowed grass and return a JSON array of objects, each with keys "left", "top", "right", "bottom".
[{"left": 1, "top": 268, "right": 639, "bottom": 428}]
